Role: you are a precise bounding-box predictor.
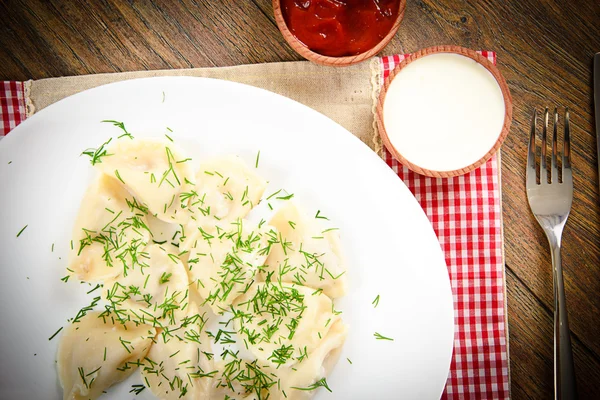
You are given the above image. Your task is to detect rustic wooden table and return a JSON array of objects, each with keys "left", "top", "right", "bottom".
[{"left": 2, "top": 0, "right": 600, "bottom": 398}]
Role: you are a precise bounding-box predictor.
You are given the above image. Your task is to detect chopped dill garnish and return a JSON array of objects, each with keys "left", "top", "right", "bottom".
[
  {"left": 159, "top": 147, "right": 181, "bottom": 187},
  {"left": 78, "top": 367, "right": 89, "bottom": 389},
  {"left": 292, "top": 377, "right": 332, "bottom": 392},
  {"left": 315, "top": 210, "right": 329, "bottom": 220},
  {"left": 159, "top": 272, "right": 172, "bottom": 284},
  {"left": 48, "top": 326, "right": 63, "bottom": 341},
  {"left": 81, "top": 137, "right": 112, "bottom": 165},
  {"left": 87, "top": 284, "right": 102, "bottom": 294},
  {"left": 73, "top": 296, "right": 101, "bottom": 323},
  {"left": 130, "top": 384, "right": 145, "bottom": 395},
  {"left": 276, "top": 193, "right": 294, "bottom": 201},
  {"left": 16, "top": 225, "right": 28, "bottom": 237},
  {"left": 372, "top": 295, "right": 380, "bottom": 308},
  {"left": 255, "top": 150, "right": 260, "bottom": 168},
  {"left": 374, "top": 332, "right": 394, "bottom": 341},
  {"left": 102, "top": 120, "right": 133, "bottom": 139},
  {"left": 266, "top": 189, "right": 281, "bottom": 200},
  {"left": 119, "top": 337, "right": 132, "bottom": 353},
  {"left": 114, "top": 170, "right": 125, "bottom": 184}
]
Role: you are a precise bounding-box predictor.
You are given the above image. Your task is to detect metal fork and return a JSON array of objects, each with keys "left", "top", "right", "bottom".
[{"left": 526, "top": 108, "right": 577, "bottom": 399}]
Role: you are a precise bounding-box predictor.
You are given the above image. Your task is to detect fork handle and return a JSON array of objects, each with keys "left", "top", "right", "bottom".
[{"left": 550, "top": 243, "right": 578, "bottom": 399}]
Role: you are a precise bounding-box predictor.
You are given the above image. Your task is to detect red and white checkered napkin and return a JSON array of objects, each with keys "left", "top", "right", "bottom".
[
  {"left": 1, "top": 53, "right": 509, "bottom": 398},
  {"left": 0, "top": 81, "right": 26, "bottom": 136},
  {"left": 379, "top": 53, "right": 509, "bottom": 399}
]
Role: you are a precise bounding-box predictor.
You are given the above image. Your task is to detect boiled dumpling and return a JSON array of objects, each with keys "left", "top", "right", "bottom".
[
  {"left": 266, "top": 319, "right": 347, "bottom": 400},
  {"left": 222, "top": 320, "right": 347, "bottom": 400},
  {"left": 186, "top": 219, "right": 275, "bottom": 313},
  {"left": 95, "top": 138, "right": 195, "bottom": 223},
  {"left": 63, "top": 140, "right": 349, "bottom": 400},
  {"left": 232, "top": 282, "right": 341, "bottom": 368},
  {"left": 103, "top": 244, "right": 190, "bottom": 326},
  {"left": 68, "top": 174, "right": 150, "bottom": 282},
  {"left": 57, "top": 311, "right": 155, "bottom": 400},
  {"left": 186, "top": 156, "right": 267, "bottom": 226},
  {"left": 262, "top": 203, "right": 347, "bottom": 299},
  {"left": 141, "top": 305, "right": 214, "bottom": 399}
]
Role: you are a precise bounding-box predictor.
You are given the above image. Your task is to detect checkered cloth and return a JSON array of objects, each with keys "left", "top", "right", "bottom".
[
  {"left": 380, "top": 52, "right": 509, "bottom": 399},
  {"left": 0, "top": 53, "right": 509, "bottom": 398},
  {"left": 0, "top": 81, "right": 26, "bottom": 136}
]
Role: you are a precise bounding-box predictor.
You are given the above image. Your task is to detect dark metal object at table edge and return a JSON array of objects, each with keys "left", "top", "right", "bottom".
[{"left": 595, "top": 53, "right": 600, "bottom": 188}]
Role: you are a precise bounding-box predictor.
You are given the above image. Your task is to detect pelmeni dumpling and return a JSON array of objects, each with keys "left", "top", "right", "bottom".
[
  {"left": 262, "top": 203, "right": 347, "bottom": 299},
  {"left": 95, "top": 138, "right": 195, "bottom": 223},
  {"left": 68, "top": 174, "right": 151, "bottom": 282},
  {"left": 186, "top": 219, "right": 275, "bottom": 313},
  {"left": 57, "top": 312, "right": 155, "bottom": 400},
  {"left": 103, "top": 244, "right": 190, "bottom": 326},
  {"left": 232, "top": 282, "right": 341, "bottom": 368},
  {"left": 141, "top": 305, "right": 214, "bottom": 399},
  {"left": 221, "top": 320, "right": 347, "bottom": 400},
  {"left": 266, "top": 319, "right": 348, "bottom": 400},
  {"left": 186, "top": 155, "right": 267, "bottom": 226}
]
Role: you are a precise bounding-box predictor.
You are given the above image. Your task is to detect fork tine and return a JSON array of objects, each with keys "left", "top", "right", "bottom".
[
  {"left": 563, "top": 108, "right": 572, "bottom": 171},
  {"left": 527, "top": 109, "right": 538, "bottom": 187},
  {"left": 551, "top": 108, "right": 558, "bottom": 183},
  {"left": 540, "top": 108, "right": 548, "bottom": 184}
]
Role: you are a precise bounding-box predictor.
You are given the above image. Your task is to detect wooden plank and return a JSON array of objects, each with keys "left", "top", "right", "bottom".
[{"left": 0, "top": 0, "right": 300, "bottom": 80}]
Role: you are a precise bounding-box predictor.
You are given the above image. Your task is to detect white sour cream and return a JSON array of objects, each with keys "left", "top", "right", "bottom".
[{"left": 382, "top": 52, "right": 506, "bottom": 172}]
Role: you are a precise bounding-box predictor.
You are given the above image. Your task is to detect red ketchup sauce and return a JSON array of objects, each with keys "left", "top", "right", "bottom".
[{"left": 281, "top": 0, "right": 400, "bottom": 57}]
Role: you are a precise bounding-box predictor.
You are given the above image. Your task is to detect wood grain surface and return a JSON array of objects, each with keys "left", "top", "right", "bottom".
[{"left": 2, "top": 0, "right": 600, "bottom": 398}]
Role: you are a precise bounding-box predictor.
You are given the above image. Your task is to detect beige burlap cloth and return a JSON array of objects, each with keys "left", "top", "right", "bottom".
[{"left": 24, "top": 60, "right": 382, "bottom": 154}]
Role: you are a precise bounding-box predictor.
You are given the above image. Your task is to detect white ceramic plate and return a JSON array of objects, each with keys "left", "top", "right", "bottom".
[{"left": 0, "top": 77, "right": 453, "bottom": 399}]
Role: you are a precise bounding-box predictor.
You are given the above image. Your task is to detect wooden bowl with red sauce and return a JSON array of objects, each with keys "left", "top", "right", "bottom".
[{"left": 273, "top": 0, "right": 406, "bottom": 66}]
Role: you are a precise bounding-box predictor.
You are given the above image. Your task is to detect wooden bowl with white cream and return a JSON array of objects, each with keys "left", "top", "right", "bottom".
[{"left": 376, "top": 46, "right": 513, "bottom": 177}]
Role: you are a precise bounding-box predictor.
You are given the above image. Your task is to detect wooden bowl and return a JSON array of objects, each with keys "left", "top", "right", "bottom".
[
  {"left": 376, "top": 45, "right": 513, "bottom": 177},
  {"left": 273, "top": 0, "right": 406, "bottom": 67}
]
